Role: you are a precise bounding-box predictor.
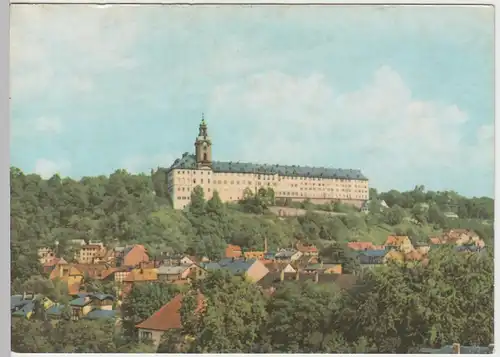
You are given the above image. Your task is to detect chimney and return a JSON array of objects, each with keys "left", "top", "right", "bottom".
[
  {"left": 314, "top": 271, "right": 319, "bottom": 283},
  {"left": 295, "top": 270, "right": 300, "bottom": 281},
  {"left": 452, "top": 343, "right": 460, "bottom": 354},
  {"left": 264, "top": 237, "right": 268, "bottom": 253},
  {"left": 280, "top": 269, "right": 285, "bottom": 281}
]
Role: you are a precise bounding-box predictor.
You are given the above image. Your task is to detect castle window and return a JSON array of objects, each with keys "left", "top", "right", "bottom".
[
  {"left": 237, "top": 181, "right": 240, "bottom": 184},
  {"left": 201, "top": 179, "right": 203, "bottom": 184},
  {"left": 208, "top": 179, "right": 211, "bottom": 184},
  {"left": 224, "top": 181, "right": 227, "bottom": 184},
  {"left": 193, "top": 179, "right": 196, "bottom": 184},
  {"left": 203, "top": 153, "right": 208, "bottom": 161},
  {"left": 231, "top": 181, "right": 234, "bottom": 184}
]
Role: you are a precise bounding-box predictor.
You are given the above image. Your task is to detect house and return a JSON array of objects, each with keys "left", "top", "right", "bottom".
[
  {"left": 243, "top": 251, "right": 265, "bottom": 260},
  {"left": 419, "top": 343, "right": 493, "bottom": 354},
  {"left": 122, "top": 268, "right": 158, "bottom": 297},
  {"left": 157, "top": 264, "right": 195, "bottom": 282},
  {"left": 38, "top": 247, "right": 56, "bottom": 265},
  {"left": 45, "top": 303, "right": 68, "bottom": 320},
  {"left": 429, "top": 236, "right": 443, "bottom": 245},
  {"left": 296, "top": 242, "right": 319, "bottom": 257},
  {"left": 11, "top": 293, "right": 54, "bottom": 319},
  {"left": 443, "top": 229, "right": 481, "bottom": 246},
  {"left": 303, "top": 262, "right": 342, "bottom": 275},
  {"left": 68, "top": 295, "right": 95, "bottom": 320},
  {"left": 74, "top": 242, "right": 107, "bottom": 264},
  {"left": 443, "top": 212, "right": 459, "bottom": 219},
  {"left": 275, "top": 248, "right": 303, "bottom": 262},
  {"left": 414, "top": 242, "right": 431, "bottom": 255},
  {"left": 383, "top": 250, "right": 406, "bottom": 264},
  {"left": 136, "top": 293, "right": 205, "bottom": 348},
  {"left": 384, "top": 235, "right": 414, "bottom": 253},
  {"left": 264, "top": 252, "right": 276, "bottom": 260},
  {"left": 455, "top": 245, "right": 485, "bottom": 254},
  {"left": 264, "top": 261, "right": 296, "bottom": 273},
  {"left": 225, "top": 244, "right": 242, "bottom": 258},
  {"left": 357, "top": 250, "right": 387, "bottom": 267},
  {"left": 208, "top": 258, "right": 270, "bottom": 283},
  {"left": 404, "top": 250, "right": 424, "bottom": 263},
  {"left": 360, "top": 199, "right": 389, "bottom": 213},
  {"left": 347, "top": 241, "right": 375, "bottom": 251},
  {"left": 115, "top": 244, "right": 150, "bottom": 268},
  {"left": 82, "top": 309, "right": 118, "bottom": 321},
  {"left": 42, "top": 257, "right": 67, "bottom": 274},
  {"left": 258, "top": 272, "right": 358, "bottom": 292},
  {"left": 180, "top": 256, "right": 197, "bottom": 265},
  {"left": 49, "top": 264, "right": 86, "bottom": 295},
  {"left": 67, "top": 293, "right": 116, "bottom": 320}
]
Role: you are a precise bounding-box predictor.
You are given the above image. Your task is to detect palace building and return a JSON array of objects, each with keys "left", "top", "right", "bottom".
[{"left": 166, "top": 118, "right": 369, "bottom": 210}]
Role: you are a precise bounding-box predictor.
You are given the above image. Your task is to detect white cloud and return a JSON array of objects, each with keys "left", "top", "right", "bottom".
[
  {"left": 10, "top": 5, "right": 140, "bottom": 99},
  {"left": 34, "top": 158, "right": 71, "bottom": 179},
  {"left": 208, "top": 66, "right": 494, "bottom": 192},
  {"left": 34, "top": 116, "right": 63, "bottom": 134},
  {"left": 122, "top": 153, "right": 176, "bottom": 174}
]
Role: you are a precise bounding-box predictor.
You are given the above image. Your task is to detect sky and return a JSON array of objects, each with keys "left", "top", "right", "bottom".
[{"left": 10, "top": 5, "right": 495, "bottom": 197}]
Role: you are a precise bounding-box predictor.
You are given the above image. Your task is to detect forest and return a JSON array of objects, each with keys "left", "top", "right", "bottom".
[{"left": 10, "top": 167, "right": 494, "bottom": 353}]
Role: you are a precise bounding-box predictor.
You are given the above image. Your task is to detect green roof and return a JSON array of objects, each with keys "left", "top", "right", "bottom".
[{"left": 168, "top": 153, "right": 368, "bottom": 181}]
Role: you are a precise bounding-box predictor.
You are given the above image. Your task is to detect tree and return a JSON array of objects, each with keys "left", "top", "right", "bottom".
[
  {"left": 383, "top": 205, "right": 406, "bottom": 226},
  {"left": 190, "top": 186, "right": 206, "bottom": 216},
  {"left": 121, "top": 282, "right": 180, "bottom": 338},
  {"left": 206, "top": 190, "right": 224, "bottom": 217},
  {"left": 176, "top": 271, "right": 268, "bottom": 353},
  {"left": 264, "top": 281, "right": 347, "bottom": 352}
]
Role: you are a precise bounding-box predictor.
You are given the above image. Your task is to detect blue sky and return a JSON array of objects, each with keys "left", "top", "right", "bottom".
[{"left": 10, "top": 5, "right": 494, "bottom": 197}]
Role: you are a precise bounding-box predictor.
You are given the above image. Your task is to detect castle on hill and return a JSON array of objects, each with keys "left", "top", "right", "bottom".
[{"left": 166, "top": 117, "right": 369, "bottom": 210}]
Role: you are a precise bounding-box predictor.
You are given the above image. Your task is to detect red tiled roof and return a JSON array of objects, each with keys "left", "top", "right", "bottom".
[
  {"left": 135, "top": 293, "right": 204, "bottom": 331},
  {"left": 429, "top": 237, "right": 442, "bottom": 245},
  {"left": 296, "top": 242, "right": 318, "bottom": 253},
  {"left": 385, "top": 236, "right": 410, "bottom": 246},
  {"left": 68, "top": 282, "right": 81, "bottom": 295},
  {"left": 43, "top": 257, "right": 64, "bottom": 267},
  {"left": 347, "top": 242, "right": 374, "bottom": 251},
  {"left": 123, "top": 269, "right": 157, "bottom": 282}
]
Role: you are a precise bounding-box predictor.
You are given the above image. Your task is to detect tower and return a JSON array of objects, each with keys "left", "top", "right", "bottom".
[{"left": 194, "top": 114, "right": 212, "bottom": 168}]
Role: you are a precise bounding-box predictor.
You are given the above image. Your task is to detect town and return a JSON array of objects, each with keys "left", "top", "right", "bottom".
[
  {"left": 10, "top": 164, "right": 494, "bottom": 353},
  {"left": 10, "top": 4, "right": 494, "bottom": 353}
]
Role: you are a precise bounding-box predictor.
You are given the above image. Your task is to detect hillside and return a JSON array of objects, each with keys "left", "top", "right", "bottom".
[{"left": 10, "top": 166, "right": 494, "bottom": 286}]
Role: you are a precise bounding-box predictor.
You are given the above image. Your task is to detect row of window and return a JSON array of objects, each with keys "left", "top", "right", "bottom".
[
  {"left": 276, "top": 191, "right": 367, "bottom": 199},
  {"left": 174, "top": 177, "right": 368, "bottom": 190},
  {"left": 173, "top": 169, "right": 367, "bottom": 185}
]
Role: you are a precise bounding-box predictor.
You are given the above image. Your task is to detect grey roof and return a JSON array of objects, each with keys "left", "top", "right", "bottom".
[
  {"left": 46, "top": 304, "right": 66, "bottom": 316},
  {"left": 202, "top": 262, "right": 222, "bottom": 271},
  {"left": 357, "top": 249, "right": 387, "bottom": 257},
  {"left": 11, "top": 301, "right": 34, "bottom": 317},
  {"left": 204, "top": 258, "right": 258, "bottom": 275},
  {"left": 82, "top": 309, "right": 117, "bottom": 320},
  {"left": 258, "top": 272, "right": 358, "bottom": 290},
  {"left": 69, "top": 297, "right": 93, "bottom": 307},
  {"left": 419, "top": 345, "right": 492, "bottom": 354},
  {"left": 275, "top": 249, "right": 299, "bottom": 258},
  {"left": 168, "top": 153, "right": 368, "bottom": 181},
  {"left": 157, "top": 265, "right": 191, "bottom": 275}
]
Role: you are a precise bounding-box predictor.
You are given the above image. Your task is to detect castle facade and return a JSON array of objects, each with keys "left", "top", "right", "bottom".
[{"left": 166, "top": 119, "right": 369, "bottom": 210}]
